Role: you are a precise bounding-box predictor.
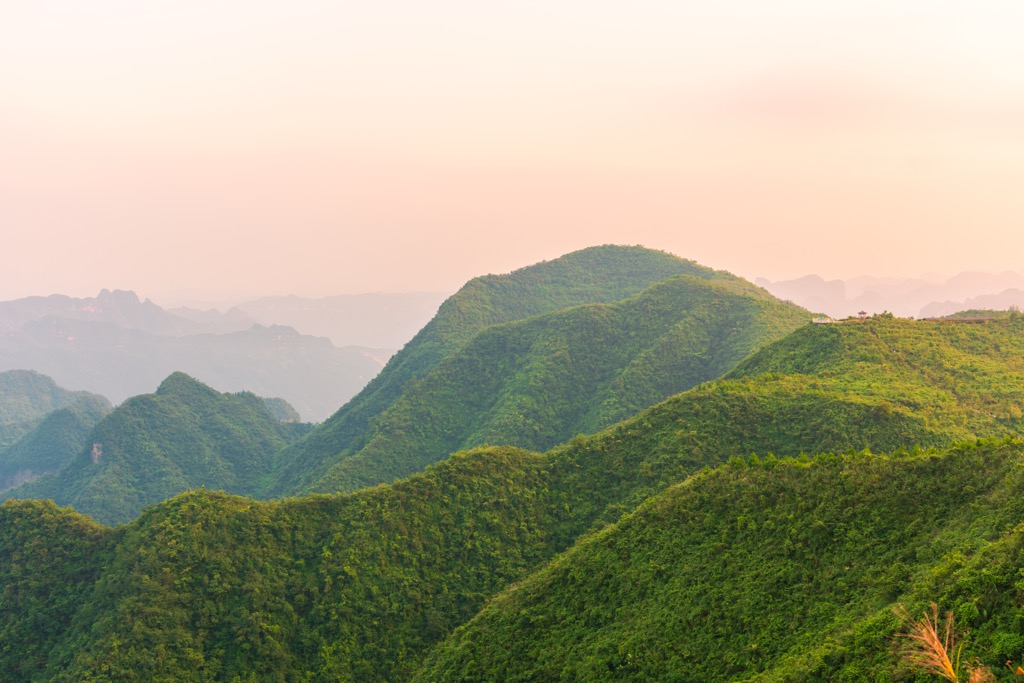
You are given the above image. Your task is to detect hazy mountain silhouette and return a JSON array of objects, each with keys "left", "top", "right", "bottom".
[
  {"left": 226, "top": 292, "right": 449, "bottom": 348},
  {"left": 757, "top": 270, "right": 1024, "bottom": 318},
  {"left": 0, "top": 292, "right": 389, "bottom": 421}
]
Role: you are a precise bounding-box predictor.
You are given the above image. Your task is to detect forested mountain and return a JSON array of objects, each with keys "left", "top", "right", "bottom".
[
  {"left": 267, "top": 245, "right": 805, "bottom": 495},
  {"left": 298, "top": 275, "right": 809, "bottom": 494},
  {"left": 6, "top": 316, "right": 1024, "bottom": 680},
  {"left": 1, "top": 373, "right": 310, "bottom": 524},
  {"left": 0, "top": 394, "right": 110, "bottom": 491},
  {"left": 0, "top": 370, "right": 108, "bottom": 449},
  {"left": 416, "top": 439, "right": 1024, "bottom": 682}
]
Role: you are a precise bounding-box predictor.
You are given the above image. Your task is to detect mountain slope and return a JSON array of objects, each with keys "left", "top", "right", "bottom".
[
  {"left": 6, "top": 316, "right": 1024, "bottom": 679},
  {"left": 2, "top": 373, "right": 309, "bottom": 524},
  {"left": 1, "top": 325, "right": 1010, "bottom": 681},
  {"left": 305, "top": 275, "right": 809, "bottom": 494},
  {"left": 414, "top": 440, "right": 1024, "bottom": 682},
  {"left": 729, "top": 314, "right": 1024, "bottom": 433},
  {"left": 0, "top": 370, "right": 106, "bottom": 449},
  {"left": 0, "top": 394, "right": 111, "bottom": 490},
  {"left": 267, "top": 246, "right": 785, "bottom": 495}
]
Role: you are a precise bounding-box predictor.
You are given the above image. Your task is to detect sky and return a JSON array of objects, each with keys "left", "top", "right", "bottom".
[{"left": 2, "top": 1, "right": 1023, "bottom": 305}]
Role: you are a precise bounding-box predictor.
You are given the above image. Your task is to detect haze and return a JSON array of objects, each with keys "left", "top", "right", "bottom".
[{"left": 3, "top": 1, "right": 1023, "bottom": 304}]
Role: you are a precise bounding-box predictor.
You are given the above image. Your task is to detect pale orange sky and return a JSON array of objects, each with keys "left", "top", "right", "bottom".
[{"left": 2, "top": 1, "right": 1023, "bottom": 304}]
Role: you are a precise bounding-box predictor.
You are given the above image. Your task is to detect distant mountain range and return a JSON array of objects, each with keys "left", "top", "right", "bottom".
[
  {"left": 219, "top": 292, "right": 449, "bottom": 348},
  {"left": 0, "top": 290, "right": 389, "bottom": 421},
  {"left": 757, "top": 271, "right": 1024, "bottom": 318}
]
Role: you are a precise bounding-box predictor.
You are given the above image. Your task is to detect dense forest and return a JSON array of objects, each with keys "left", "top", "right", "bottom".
[
  {"left": 416, "top": 439, "right": 1024, "bottom": 682},
  {"left": 265, "top": 245, "right": 808, "bottom": 496},
  {"left": 0, "top": 370, "right": 108, "bottom": 449},
  {"left": 1, "top": 373, "right": 310, "bottom": 524},
  {"left": 0, "top": 370, "right": 112, "bottom": 490},
  {"left": 4, "top": 303, "right": 1024, "bottom": 679}
]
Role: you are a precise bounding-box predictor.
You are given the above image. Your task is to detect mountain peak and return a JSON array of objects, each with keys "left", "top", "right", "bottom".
[{"left": 154, "top": 371, "right": 212, "bottom": 397}]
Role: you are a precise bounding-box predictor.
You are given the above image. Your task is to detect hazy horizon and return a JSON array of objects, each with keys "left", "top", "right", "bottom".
[
  {"left": 4, "top": 1, "right": 1023, "bottom": 303},
  {"left": 6, "top": 257, "right": 1024, "bottom": 312}
]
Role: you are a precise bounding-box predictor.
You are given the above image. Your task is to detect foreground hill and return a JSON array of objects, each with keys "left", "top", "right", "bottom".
[
  {"left": 267, "top": 245, "right": 802, "bottom": 495},
  {"left": 2, "top": 373, "right": 309, "bottom": 524},
  {"left": 6, "top": 317, "right": 1024, "bottom": 679},
  {"left": 8, "top": 313, "right": 1024, "bottom": 679},
  {"left": 415, "top": 439, "right": 1024, "bottom": 682}
]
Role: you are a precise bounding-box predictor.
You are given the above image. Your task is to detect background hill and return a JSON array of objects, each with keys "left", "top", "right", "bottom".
[
  {"left": 757, "top": 271, "right": 1024, "bottom": 319},
  {"left": 0, "top": 290, "right": 389, "bottom": 421},
  {"left": 223, "top": 291, "right": 449, "bottom": 348},
  {"left": 1, "top": 373, "right": 310, "bottom": 524},
  {"left": 0, "top": 370, "right": 108, "bottom": 449},
  {"left": 0, "top": 394, "right": 111, "bottom": 491},
  {"left": 0, "top": 289, "right": 217, "bottom": 336},
  {"left": 267, "top": 245, "right": 801, "bottom": 495}
]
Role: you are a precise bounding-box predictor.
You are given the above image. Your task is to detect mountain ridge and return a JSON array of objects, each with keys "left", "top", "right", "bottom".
[{"left": 266, "top": 246, "right": 803, "bottom": 496}]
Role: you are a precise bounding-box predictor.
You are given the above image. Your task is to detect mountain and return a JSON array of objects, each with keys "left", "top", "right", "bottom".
[
  {"left": 0, "top": 393, "right": 111, "bottom": 491},
  {"left": 301, "top": 275, "right": 810, "bottom": 494},
  {"left": 1, "top": 373, "right": 310, "bottom": 524},
  {"left": 0, "top": 370, "right": 107, "bottom": 449},
  {"left": 9, "top": 266, "right": 1024, "bottom": 681},
  {"left": 0, "top": 289, "right": 207, "bottom": 336},
  {"left": 920, "top": 289, "right": 1024, "bottom": 318},
  {"left": 265, "top": 245, "right": 801, "bottom": 495},
  {"left": 0, "top": 317, "right": 386, "bottom": 421},
  {"left": 757, "top": 271, "right": 1024, "bottom": 319},
  {"left": 7, "top": 316, "right": 1024, "bottom": 680},
  {"left": 415, "top": 439, "right": 1024, "bottom": 682}
]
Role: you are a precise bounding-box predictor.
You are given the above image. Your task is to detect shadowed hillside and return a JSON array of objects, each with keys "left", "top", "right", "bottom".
[
  {"left": 0, "top": 370, "right": 107, "bottom": 449},
  {"left": 0, "top": 394, "right": 111, "bottom": 491}
]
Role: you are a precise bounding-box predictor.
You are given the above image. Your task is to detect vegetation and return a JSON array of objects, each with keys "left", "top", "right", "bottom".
[
  {"left": 266, "top": 245, "right": 738, "bottom": 495},
  {"left": 306, "top": 274, "right": 808, "bottom": 493},
  {"left": 416, "top": 440, "right": 1024, "bottom": 682},
  {"left": 2, "top": 373, "right": 309, "bottom": 524},
  {"left": 0, "top": 394, "right": 111, "bottom": 490},
  {"left": 0, "top": 370, "right": 107, "bottom": 449},
  {"left": 8, "top": 315, "right": 1024, "bottom": 679},
  {"left": 8, "top": 264, "right": 1024, "bottom": 680},
  {"left": 269, "top": 248, "right": 807, "bottom": 495}
]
